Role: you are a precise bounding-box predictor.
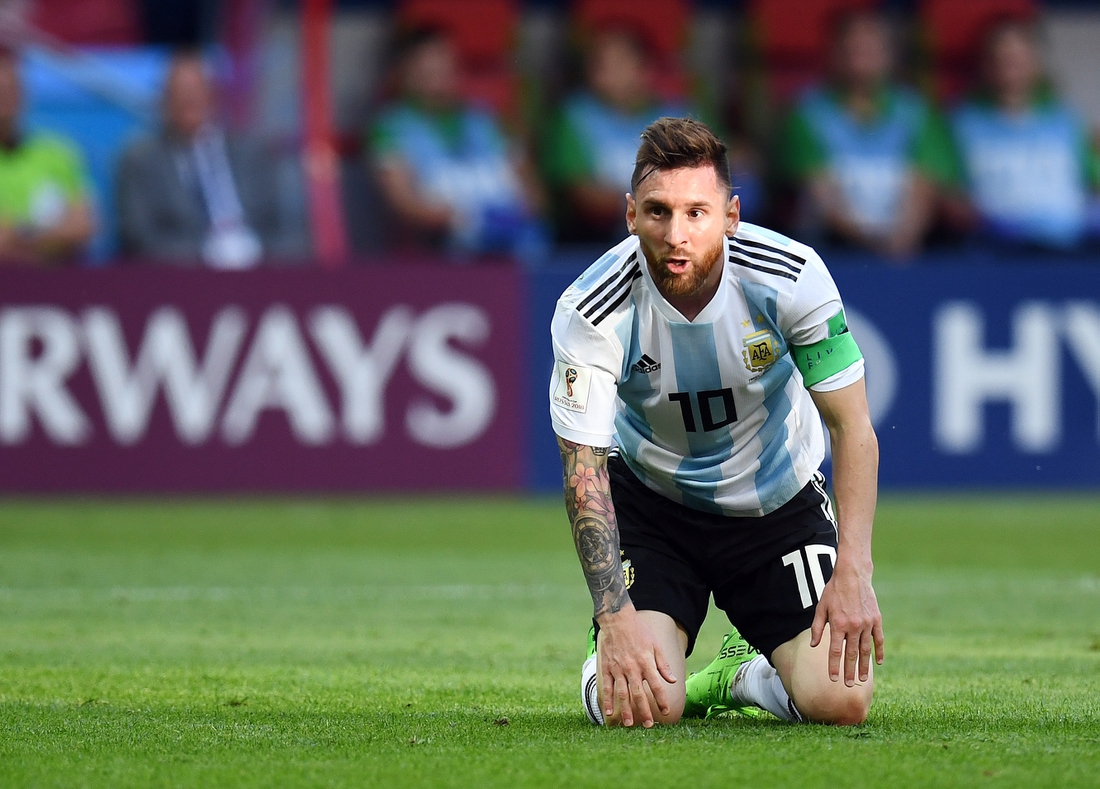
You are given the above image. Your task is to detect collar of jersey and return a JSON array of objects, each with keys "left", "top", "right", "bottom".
[{"left": 637, "top": 236, "right": 730, "bottom": 325}]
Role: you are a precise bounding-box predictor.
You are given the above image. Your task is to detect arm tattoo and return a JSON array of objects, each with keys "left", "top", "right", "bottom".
[{"left": 557, "top": 437, "right": 629, "bottom": 618}]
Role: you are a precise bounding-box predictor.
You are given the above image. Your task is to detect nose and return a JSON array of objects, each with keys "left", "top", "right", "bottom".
[{"left": 665, "top": 212, "right": 688, "bottom": 248}]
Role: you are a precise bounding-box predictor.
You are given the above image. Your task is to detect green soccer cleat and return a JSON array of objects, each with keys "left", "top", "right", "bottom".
[{"left": 683, "top": 628, "right": 765, "bottom": 719}]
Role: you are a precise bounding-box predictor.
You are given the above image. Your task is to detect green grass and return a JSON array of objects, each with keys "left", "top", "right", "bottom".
[{"left": 0, "top": 495, "right": 1097, "bottom": 788}]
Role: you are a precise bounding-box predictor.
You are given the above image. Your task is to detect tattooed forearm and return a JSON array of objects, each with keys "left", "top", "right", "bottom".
[{"left": 557, "top": 437, "right": 629, "bottom": 618}]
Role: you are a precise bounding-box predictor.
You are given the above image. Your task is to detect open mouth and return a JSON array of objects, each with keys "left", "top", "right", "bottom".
[{"left": 665, "top": 258, "right": 691, "bottom": 274}]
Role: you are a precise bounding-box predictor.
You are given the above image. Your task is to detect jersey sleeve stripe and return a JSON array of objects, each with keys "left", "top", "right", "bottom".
[
  {"left": 582, "top": 264, "right": 640, "bottom": 320},
  {"left": 736, "top": 237, "right": 807, "bottom": 264},
  {"left": 728, "top": 254, "right": 798, "bottom": 281},
  {"left": 591, "top": 272, "right": 640, "bottom": 325},
  {"left": 729, "top": 241, "right": 804, "bottom": 274},
  {"left": 575, "top": 252, "right": 638, "bottom": 313}
]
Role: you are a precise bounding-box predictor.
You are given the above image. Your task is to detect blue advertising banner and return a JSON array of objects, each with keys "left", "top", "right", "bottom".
[{"left": 527, "top": 255, "right": 1100, "bottom": 493}]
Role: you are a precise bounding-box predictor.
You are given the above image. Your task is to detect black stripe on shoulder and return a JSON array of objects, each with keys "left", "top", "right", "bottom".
[
  {"left": 583, "top": 265, "right": 640, "bottom": 321},
  {"left": 729, "top": 254, "right": 798, "bottom": 282},
  {"left": 730, "top": 241, "right": 803, "bottom": 274},
  {"left": 575, "top": 252, "right": 638, "bottom": 313},
  {"left": 735, "top": 236, "right": 806, "bottom": 264},
  {"left": 591, "top": 271, "right": 640, "bottom": 325}
]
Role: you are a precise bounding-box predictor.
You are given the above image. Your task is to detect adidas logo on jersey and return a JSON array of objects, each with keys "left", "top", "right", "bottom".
[{"left": 631, "top": 354, "right": 661, "bottom": 374}]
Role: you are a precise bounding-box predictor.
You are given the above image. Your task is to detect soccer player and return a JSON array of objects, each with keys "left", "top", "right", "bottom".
[{"left": 549, "top": 117, "right": 882, "bottom": 728}]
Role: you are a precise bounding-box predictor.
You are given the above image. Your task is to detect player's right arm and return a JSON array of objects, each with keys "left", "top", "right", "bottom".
[{"left": 556, "top": 437, "right": 676, "bottom": 728}]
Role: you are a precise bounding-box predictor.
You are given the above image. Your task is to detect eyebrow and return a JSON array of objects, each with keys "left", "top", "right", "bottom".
[{"left": 639, "top": 197, "right": 714, "bottom": 210}]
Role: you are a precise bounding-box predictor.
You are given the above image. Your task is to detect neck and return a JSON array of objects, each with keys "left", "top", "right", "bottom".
[
  {"left": 843, "top": 83, "right": 879, "bottom": 120},
  {"left": 999, "top": 89, "right": 1031, "bottom": 113}
]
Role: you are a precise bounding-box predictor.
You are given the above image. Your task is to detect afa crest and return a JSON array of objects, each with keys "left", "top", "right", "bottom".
[
  {"left": 742, "top": 329, "right": 779, "bottom": 372},
  {"left": 620, "top": 551, "right": 635, "bottom": 590}
]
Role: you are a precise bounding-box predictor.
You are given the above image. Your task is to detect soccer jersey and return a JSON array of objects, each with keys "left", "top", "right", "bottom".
[{"left": 549, "top": 223, "right": 864, "bottom": 518}]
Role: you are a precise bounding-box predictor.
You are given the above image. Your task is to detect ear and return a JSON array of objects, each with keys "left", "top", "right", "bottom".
[
  {"left": 725, "top": 194, "right": 741, "bottom": 238},
  {"left": 625, "top": 193, "right": 637, "bottom": 235}
]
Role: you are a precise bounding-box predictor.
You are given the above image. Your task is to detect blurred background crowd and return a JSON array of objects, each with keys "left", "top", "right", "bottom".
[{"left": 1, "top": 0, "right": 1099, "bottom": 269}]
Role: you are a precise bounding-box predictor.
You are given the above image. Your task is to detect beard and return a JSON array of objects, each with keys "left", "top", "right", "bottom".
[{"left": 642, "top": 234, "right": 725, "bottom": 299}]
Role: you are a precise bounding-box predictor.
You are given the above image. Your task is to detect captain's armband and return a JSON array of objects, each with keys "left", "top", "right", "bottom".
[{"left": 791, "top": 309, "right": 863, "bottom": 388}]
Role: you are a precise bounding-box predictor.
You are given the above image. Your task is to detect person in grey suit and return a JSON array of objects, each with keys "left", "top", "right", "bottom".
[{"left": 117, "top": 51, "right": 290, "bottom": 268}]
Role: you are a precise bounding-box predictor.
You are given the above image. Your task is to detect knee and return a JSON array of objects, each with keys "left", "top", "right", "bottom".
[{"left": 794, "top": 680, "right": 872, "bottom": 726}]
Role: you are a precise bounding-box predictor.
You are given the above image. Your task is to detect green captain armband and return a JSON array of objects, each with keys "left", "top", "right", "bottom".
[{"left": 791, "top": 310, "right": 863, "bottom": 388}]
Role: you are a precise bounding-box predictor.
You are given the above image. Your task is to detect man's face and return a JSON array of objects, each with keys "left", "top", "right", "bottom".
[
  {"left": 834, "top": 17, "right": 891, "bottom": 89},
  {"left": 404, "top": 37, "right": 460, "bottom": 110},
  {"left": 626, "top": 166, "right": 738, "bottom": 301},
  {"left": 164, "top": 59, "right": 212, "bottom": 140},
  {"left": 588, "top": 32, "right": 648, "bottom": 111},
  {"left": 987, "top": 27, "right": 1039, "bottom": 103},
  {"left": 0, "top": 59, "right": 22, "bottom": 129}
]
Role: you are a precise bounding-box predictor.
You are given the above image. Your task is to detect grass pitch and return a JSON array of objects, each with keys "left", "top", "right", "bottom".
[{"left": 0, "top": 495, "right": 1097, "bottom": 788}]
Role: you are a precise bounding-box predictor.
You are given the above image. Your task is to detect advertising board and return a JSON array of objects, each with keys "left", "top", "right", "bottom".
[{"left": 0, "top": 265, "right": 523, "bottom": 492}]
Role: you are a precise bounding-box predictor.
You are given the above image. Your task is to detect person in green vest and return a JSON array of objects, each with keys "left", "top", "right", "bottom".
[
  {"left": 0, "top": 49, "right": 94, "bottom": 265},
  {"left": 781, "top": 12, "right": 954, "bottom": 260}
]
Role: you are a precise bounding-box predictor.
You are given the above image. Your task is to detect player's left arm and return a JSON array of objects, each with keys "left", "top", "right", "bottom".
[{"left": 809, "top": 379, "right": 884, "bottom": 687}]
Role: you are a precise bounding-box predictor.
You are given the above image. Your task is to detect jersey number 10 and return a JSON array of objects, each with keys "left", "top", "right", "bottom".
[{"left": 668, "top": 389, "right": 738, "bottom": 433}]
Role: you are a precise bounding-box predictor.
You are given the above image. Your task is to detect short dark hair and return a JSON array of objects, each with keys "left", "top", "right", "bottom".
[{"left": 630, "top": 117, "right": 731, "bottom": 195}]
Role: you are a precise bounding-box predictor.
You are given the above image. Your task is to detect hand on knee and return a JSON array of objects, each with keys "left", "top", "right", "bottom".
[{"left": 601, "top": 687, "right": 685, "bottom": 727}]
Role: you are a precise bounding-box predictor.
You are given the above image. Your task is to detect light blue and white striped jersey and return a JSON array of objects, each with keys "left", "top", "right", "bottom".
[{"left": 549, "top": 223, "right": 863, "bottom": 517}]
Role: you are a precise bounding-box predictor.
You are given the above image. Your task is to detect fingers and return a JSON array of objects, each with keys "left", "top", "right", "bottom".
[
  {"left": 857, "top": 627, "right": 872, "bottom": 683},
  {"left": 629, "top": 675, "right": 655, "bottom": 728},
  {"left": 810, "top": 603, "right": 826, "bottom": 649},
  {"left": 873, "top": 619, "right": 885, "bottom": 665},
  {"left": 827, "top": 622, "right": 845, "bottom": 683},
  {"left": 653, "top": 643, "right": 677, "bottom": 686},
  {"left": 601, "top": 667, "right": 615, "bottom": 719},
  {"left": 842, "top": 625, "right": 860, "bottom": 686},
  {"left": 615, "top": 675, "right": 633, "bottom": 727},
  {"left": 646, "top": 670, "right": 672, "bottom": 718}
]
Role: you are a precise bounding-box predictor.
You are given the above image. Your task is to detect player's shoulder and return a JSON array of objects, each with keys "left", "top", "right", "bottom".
[
  {"left": 555, "top": 236, "right": 642, "bottom": 335},
  {"left": 726, "top": 222, "right": 826, "bottom": 293}
]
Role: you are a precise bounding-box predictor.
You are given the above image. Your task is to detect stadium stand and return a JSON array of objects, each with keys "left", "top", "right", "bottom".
[{"left": 3, "top": 0, "right": 1099, "bottom": 263}]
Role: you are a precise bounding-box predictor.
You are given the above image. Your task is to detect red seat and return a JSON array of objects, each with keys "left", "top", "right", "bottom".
[
  {"left": 571, "top": 0, "right": 691, "bottom": 100},
  {"left": 919, "top": 0, "right": 1037, "bottom": 100},
  {"left": 398, "top": 0, "right": 519, "bottom": 68},
  {"left": 30, "top": 0, "right": 141, "bottom": 45},
  {"left": 748, "top": 0, "right": 881, "bottom": 102}
]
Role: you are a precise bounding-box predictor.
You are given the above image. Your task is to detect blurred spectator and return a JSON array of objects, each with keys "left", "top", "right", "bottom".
[
  {"left": 0, "top": 50, "right": 95, "bottom": 265},
  {"left": 781, "top": 11, "right": 953, "bottom": 259},
  {"left": 116, "top": 50, "right": 285, "bottom": 268},
  {"left": 944, "top": 19, "right": 1100, "bottom": 251},
  {"left": 368, "top": 27, "right": 547, "bottom": 261},
  {"left": 541, "top": 29, "right": 690, "bottom": 244}
]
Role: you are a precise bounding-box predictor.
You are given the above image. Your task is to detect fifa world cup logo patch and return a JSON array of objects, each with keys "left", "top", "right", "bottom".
[
  {"left": 553, "top": 361, "right": 592, "bottom": 413},
  {"left": 743, "top": 329, "right": 779, "bottom": 373}
]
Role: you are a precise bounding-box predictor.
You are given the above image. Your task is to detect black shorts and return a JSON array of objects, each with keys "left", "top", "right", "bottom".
[{"left": 602, "top": 453, "right": 838, "bottom": 662}]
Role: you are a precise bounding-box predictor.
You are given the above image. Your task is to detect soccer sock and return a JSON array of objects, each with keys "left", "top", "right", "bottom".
[
  {"left": 580, "top": 655, "right": 604, "bottom": 725},
  {"left": 730, "top": 654, "right": 802, "bottom": 723}
]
